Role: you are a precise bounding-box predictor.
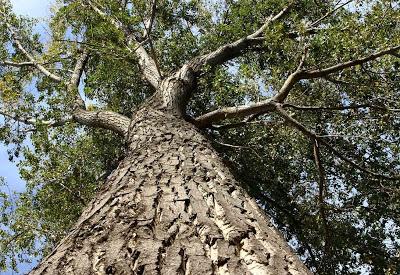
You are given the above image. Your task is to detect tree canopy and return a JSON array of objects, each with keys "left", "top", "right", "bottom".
[{"left": 0, "top": 0, "right": 399, "bottom": 273}]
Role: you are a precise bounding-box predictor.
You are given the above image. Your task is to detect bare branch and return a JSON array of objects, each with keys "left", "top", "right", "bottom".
[
  {"left": 6, "top": 23, "right": 62, "bottom": 82},
  {"left": 313, "top": 139, "right": 331, "bottom": 256},
  {"left": 140, "top": 0, "right": 162, "bottom": 78},
  {"left": 309, "top": 0, "right": 355, "bottom": 28},
  {"left": 0, "top": 6, "right": 132, "bottom": 138},
  {"left": 68, "top": 49, "right": 90, "bottom": 108},
  {"left": 56, "top": 38, "right": 150, "bottom": 60},
  {"left": 85, "top": 0, "right": 161, "bottom": 88},
  {"left": 296, "top": 44, "right": 309, "bottom": 71},
  {"left": 143, "top": 0, "right": 157, "bottom": 37},
  {"left": 282, "top": 103, "right": 400, "bottom": 112},
  {"left": 65, "top": 48, "right": 131, "bottom": 136},
  {"left": 0, "top": 109, "right": 72, "bottom": 128},
  {"left": 69, "top": 50, "right": 89, "bottom": 90},
  {"left": 72, "top": 109, "right": 130, "bottom": 137},
  {"left": 272, "top": 45, "right": 400, "bottom": 102},
  {"left": 252, "top": 3, "right": 293, "bottom": 37},
  {"left": 270, "top": 43, "right": 310, "bottom": 103},
  {"left": 271, "top": 71, "right": 302, "bottom": 102},
  {"left": 1, "top": 107, "right": 131, "bottom": 137},
  {"left": 188, "top": 3, "right": 293, "bottom": 73},
  {"left": 193, "top": 100, "right": 276, "bottom": 128},
  {"left": 210, "top": 119, "right": 283, "bottom": 131},
  {"left": 302, "top": 45, "right": 400, "bottom": 79},
  {"left": 194, "top": 44, "right": 400, "bottom": 128},
  {"left": 0, "top": 60, "right": 34, "bottom": 67}
]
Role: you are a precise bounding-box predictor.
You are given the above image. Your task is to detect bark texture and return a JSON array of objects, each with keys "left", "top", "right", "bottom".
[{"left": 29, "top": 108, "right": 311, "bottom": 275}]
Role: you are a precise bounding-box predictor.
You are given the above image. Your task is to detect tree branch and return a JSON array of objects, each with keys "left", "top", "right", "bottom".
[
  {"left": 68, "top": 49, "right": 89, "bottom": 109},
  {"left": 0, "top": 109, "right": 72, "bottom": 128},
  {"left": 272, "top": 45, "right": 400, "bottom": 102},
  {"left": 1, "top": 107, "right": 130, "bottom": 137},
  {"left": 72, "top": 109, "right": 130, "bottom": 137},
  {"left": 140, "top": 0, "right": 161, "bottom": 78},
  {"left": 312, "top": 139, "right": 331, "bottom": 256},
  {"left": 194, "top": 44, "right": 400, "bottom": 128},
  {"left": 1, "top": 8, "right": 132, "bottom": 137},
  {"left": 193, "top": 100, "right": 276, "bottom": 128},
  {"left": 282, "top": 103, "right": 400, "bottom": 112},
  {"left": 66, "top": 49, "right": 131, "bottom": 137},
  {"left": 194, "top": 42, "right": 310, "bottom": 127},
  {"left": 274, "top": 103, "right": 400, "bottom": 181},
  {"left": 0, "top": 60, "right": 34, "bottom": 67},
  {"left": 85, "top": 0, "right": 161, "bottom": 88},
  {"left": 188, "top": 3, "right": 293, "bottom": 73},
  {"left": 143, "top": 0, "right": 157, "bottom": 37},
  {"left": 6, "top": 22, "right": 62, "bottom": 82},
  {"left": 309, "top": 0, "right": 355, "bottom": 28},
  {"left": 302, "top": 45, "right": 400, "bottom": 79}
]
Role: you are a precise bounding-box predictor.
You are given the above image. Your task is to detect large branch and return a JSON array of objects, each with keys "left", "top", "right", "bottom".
[
  {"left": 143, "top": 0, "right": 157, "bottom": 37},
  {"left": 301, "top": 45, "right": 400, "bottom": 79},
  {"left": 66, "top": 49, "right": 131, "bottom": 137},
  {"left": 187, "top": 3, "right": 293, "bottom": 73},
  {"left": 141, "top": 0, "right": 161, "bottom": 78},
  {"left": 1, "top": 11, "right": 132, "bottom": 137},
  {"left": 272, "top": 45, "right": 400, "bottom": 102},
  {"left": 86, "top": 0, "right": 161, "bottom": 88},
  {"left": 193, "top": 100, "right": 276, "bottom": 128},
  {"left": 194, "top": 45, "right": 400, "bottom": 128},
  {"left": 68, "top": 49, "right": 89, "bottom": 108},
  {"left": 1, "top": 107, "right": 130, "bottom": 137},
  {"left": 72, "top": 109, "right": 130, "bottom": 136},
  {"left": 195, "top": 99, "right": 400, "bottom": 179}
]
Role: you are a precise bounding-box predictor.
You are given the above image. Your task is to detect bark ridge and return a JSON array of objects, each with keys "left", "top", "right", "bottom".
[{"left": 29, "top": 108, "right": 311, "bottom": 275}]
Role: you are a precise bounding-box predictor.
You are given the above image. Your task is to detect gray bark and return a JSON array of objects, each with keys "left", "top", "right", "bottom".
[
  {"left": 29, "top": 102, "right": 311, "bottom": 274},
  {"left": 72, "top": 109, "right": 130, "bottom": 137}
]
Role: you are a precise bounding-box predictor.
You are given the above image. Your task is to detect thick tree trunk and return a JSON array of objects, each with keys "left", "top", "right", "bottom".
[{"left": 29, "top": 107, "right": 311, "bottom": 275}]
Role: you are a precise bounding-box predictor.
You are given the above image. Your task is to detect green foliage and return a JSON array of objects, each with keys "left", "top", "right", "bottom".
[{"left": 0, "top": 0, "right": 399, "bottom": 274}]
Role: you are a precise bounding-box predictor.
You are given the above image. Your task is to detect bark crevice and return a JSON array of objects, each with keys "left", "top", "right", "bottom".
[{"left": 29, "top": 107, "right": 311, "bottom": 275}]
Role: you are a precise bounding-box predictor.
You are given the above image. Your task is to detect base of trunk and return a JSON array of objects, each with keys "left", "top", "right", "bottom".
[{"left": 30, "top": 109, "right": 311, "bottom": 275}]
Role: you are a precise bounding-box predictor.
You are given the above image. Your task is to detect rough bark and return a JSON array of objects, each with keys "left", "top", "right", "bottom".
[
  {"left": 72, "top": 109, "right": 130, "bottom": 137},
  {"left": 29, "top": 105, "right": 311, "bottom": 275}
]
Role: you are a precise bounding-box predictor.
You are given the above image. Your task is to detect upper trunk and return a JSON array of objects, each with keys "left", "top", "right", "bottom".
[{"left": 29, "top": 105, "right": 311, "bottom": 275}]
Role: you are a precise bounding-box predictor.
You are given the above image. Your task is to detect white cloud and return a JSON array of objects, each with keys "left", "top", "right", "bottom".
[{"left": 10, "top": 0, "right": 54, "bottom": 17}]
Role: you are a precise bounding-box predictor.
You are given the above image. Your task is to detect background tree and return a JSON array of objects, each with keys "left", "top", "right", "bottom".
[{"left": 0, "top": 0, "right": 399, "bottom": 274}]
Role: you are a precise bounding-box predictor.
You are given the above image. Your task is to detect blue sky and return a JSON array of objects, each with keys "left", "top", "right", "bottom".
[
  {"left": 0, "top": 1, "right": 54, "bottom": 274},
  {"left": 9, "top": 0, "right": 53, "bottom": 17}
]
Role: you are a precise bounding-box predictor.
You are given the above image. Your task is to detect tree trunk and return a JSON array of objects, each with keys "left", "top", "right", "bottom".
[{"left": 29, "top": 106, "right": 311, "bottom": 275}]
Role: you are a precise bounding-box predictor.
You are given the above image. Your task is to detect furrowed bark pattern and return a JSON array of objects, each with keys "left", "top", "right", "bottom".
[{"left": 30, "top": 108, "right": 310, "bottom": 275}]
